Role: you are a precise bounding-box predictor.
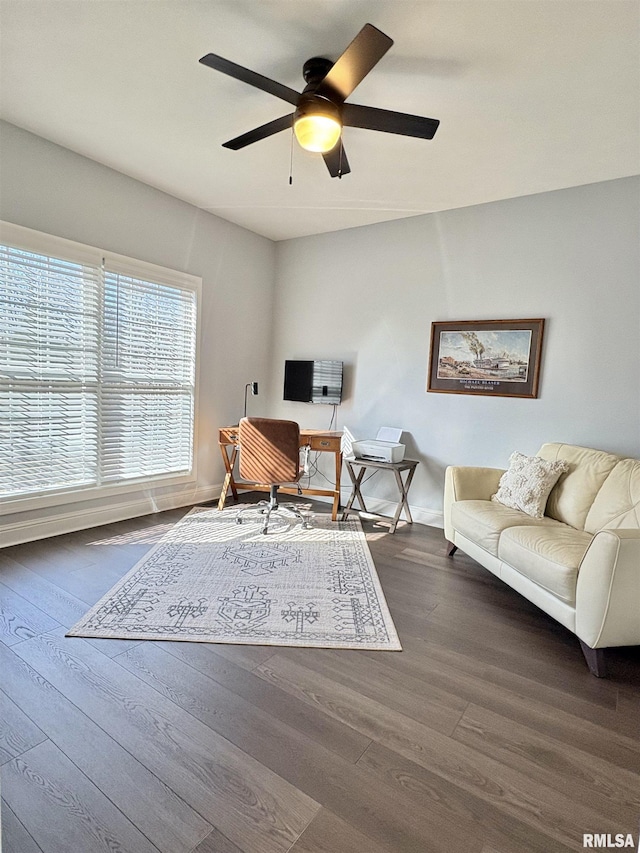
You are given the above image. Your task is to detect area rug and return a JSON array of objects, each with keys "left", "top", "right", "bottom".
[{"left": 67, "top": 506, "right": 402, "bottom": 650}]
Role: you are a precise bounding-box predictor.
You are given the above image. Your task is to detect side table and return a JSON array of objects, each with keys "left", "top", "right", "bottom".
[{"left": 341, "top": 457, "right": 419, "bottom": 533}]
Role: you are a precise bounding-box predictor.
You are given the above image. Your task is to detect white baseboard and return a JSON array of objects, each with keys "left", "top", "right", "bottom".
[
  {"left": 1, "top": 482, "right": 444, "bottom": 549},
  {"left": 294, "top": 488, "right": 443, "bottom": 529},
  {"left": 0, "top": 484, "right": 221, "bottom": 548},
  {"left": 338, "top": 489, "right": 444, "bottom": 529}
]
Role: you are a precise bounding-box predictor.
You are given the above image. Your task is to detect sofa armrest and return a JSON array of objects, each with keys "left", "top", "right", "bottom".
[
  {"left": 443, "top": 466, "right": 505, "bottom": 542},
  {"left": 575, "top": 528, "right": 640, "bottom": 648}
]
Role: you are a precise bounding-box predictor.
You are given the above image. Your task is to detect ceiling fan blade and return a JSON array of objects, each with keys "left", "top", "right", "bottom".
[
  {"left": 343, "top": 102, "right": 440, "bottom": 139},
  {"left": 316, "top": 24, "right": 393, "bottom": 102},
  {"left": 222, "top": 114, "right": 294, "bottom": 150},
  {"left": 323, "top": 141, "right": 351, "bottom": 178},
  {"left": 199, "top": 53, "right": 300, "bottom": 106}
]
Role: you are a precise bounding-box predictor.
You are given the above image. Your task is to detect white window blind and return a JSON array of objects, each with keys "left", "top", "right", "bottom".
[
  {"left": 0, "top": 223, "right": 198, "bottom": 503},
  {"left": 101, "top": 270, "right": 196, "bottom": 482}
]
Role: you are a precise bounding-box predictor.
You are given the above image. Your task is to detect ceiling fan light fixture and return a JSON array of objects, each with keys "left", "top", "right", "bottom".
[
  {"left": 294, "top": 115, "right": 341, "bottom": 152},
  {"left": 293, "top": 98, "right": 342, "bottom": 153}
]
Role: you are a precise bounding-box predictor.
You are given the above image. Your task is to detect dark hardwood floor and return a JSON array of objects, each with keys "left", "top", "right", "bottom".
[{"left": 1, "top": 498, "right": 639, "bottom": 853}]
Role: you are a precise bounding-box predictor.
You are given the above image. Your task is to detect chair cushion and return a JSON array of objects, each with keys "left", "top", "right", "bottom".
[
  {"left": 498, "top": 525, "right": 593, "bottom": 604},
  {"left": 451, "top": 499, "right": 566, "bottom": 557},
  {"left": 492, "top": 451, "right": 569, "bottom": 518}
]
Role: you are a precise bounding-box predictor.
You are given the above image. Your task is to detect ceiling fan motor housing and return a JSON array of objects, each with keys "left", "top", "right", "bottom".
[
  {"left": 298, "top": 56, "right": 342, "bottom": 125},
  {"left": 302, "top": 56, "right": 335, "bottom": 87}
]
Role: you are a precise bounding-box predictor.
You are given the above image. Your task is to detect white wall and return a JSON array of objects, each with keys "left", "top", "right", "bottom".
[
  {"left": 270, "top": 177, "right": 640, "bottom": 525},
  {"left": 2, "top": 119, "right": 638, "bottom": 538},
  {"left": 0, "top": 120, "right": 276, "bottom": 543}
]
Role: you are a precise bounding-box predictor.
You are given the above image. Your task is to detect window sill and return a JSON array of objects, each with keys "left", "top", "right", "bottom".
[{"left": 0, "top": 472, "right": 197, "bottom": 518}]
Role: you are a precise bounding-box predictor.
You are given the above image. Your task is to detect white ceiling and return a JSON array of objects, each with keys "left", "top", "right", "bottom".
[{"left": 1, "top": 1, "right": 638, "bottom": 241}]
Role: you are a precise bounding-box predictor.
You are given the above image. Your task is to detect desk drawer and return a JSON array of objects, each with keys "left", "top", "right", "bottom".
[
  {"left": 219, "top": 427, "right": 239, "bottom": 444},
  {"left": 307, "top": 434, "right": 341, "bottom": 452}
]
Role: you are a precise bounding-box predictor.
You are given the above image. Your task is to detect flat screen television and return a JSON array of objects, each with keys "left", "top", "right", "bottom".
[{"left": 283, "top": 359, "right": 343, "bottom": 405}]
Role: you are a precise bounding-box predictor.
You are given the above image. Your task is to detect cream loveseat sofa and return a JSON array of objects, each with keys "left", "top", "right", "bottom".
[{"left": 444, "top": 443, "right": 640, "bottom": 676}]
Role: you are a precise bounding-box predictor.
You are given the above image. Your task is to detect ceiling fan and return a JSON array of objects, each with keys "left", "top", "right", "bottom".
[{"left": 199, "top": 23, "right": 440, "bottom": 178}]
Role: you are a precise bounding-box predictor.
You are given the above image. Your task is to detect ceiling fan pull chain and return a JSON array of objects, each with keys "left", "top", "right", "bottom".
[
  {"left": 289, "top": 126, "right": 294, "bottom": 185},
  {"left": 338, "top": 138, "right": 344, "bottom": 179}
]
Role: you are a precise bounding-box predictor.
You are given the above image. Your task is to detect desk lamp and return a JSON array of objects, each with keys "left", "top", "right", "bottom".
[{"left": 243, "top": 381, "right": 259, "bottom": 418}]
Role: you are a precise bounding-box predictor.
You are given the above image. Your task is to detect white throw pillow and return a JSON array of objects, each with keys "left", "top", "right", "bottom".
[{"left": 492, "top": 451, "right": 569, "bottom": 518}]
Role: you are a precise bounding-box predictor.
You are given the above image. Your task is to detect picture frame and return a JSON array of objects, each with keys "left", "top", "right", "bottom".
[{"left": 427, "top": 318, "right": 545, "bottom": 398}]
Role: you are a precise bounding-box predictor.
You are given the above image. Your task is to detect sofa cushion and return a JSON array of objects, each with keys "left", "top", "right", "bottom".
[
  {"left": 537, "top": 443, "right": 620, "bottom": 530},
  {"left": 451, "top": 499, "right": 567, "bottom": 557},
  {"left": 492, "top": 451, "right": 569, "bottom": 518},
  {"left": 584, "top": 458, "right": 640, "bottom": 533},
  {"left": 498, "top": 525, "right": 593, "bottom": 604}
]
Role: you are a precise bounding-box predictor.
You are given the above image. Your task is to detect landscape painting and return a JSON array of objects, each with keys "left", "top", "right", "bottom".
[{"left": 427, "top": 319, "right": 545, "bottom": 398}]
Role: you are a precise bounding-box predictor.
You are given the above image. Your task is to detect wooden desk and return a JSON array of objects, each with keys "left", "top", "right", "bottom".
[
  {"left": 341, "top": 457, "right": 419, "bottom": 533},
  {"left": 218, "top": 426, "right": 343, "bottom": 520}
]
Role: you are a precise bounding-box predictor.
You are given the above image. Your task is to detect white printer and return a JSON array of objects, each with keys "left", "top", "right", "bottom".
[{"left": 350, "top": 427, "right": 405, "bottom": 464}]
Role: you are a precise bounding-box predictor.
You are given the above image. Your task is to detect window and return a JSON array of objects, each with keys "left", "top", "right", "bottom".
[{"left": 0, "top": 222, "right": 199, "bottom": 505}]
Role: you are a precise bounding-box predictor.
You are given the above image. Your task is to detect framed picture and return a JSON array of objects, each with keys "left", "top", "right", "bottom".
[{"left": 427, "top": 318, "right": 545, "bottom": 398}]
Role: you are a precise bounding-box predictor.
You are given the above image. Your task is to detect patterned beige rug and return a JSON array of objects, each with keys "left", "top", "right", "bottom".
[{"left": 67, "top": 506, "right": 402, "bottom": 651}]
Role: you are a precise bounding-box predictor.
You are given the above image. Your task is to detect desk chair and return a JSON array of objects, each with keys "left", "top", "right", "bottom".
[{"left": 235, "top": 417, "right": 312, "bottom": 534}]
